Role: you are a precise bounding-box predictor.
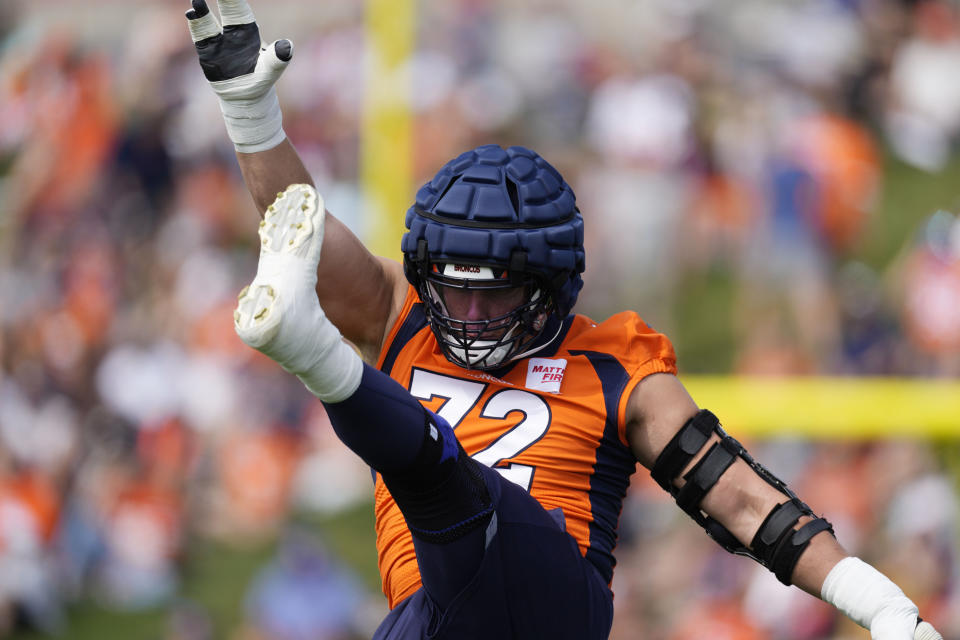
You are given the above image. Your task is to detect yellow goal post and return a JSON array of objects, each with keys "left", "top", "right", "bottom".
[{"left": 680, "top": 376, "right": 960, "bottom": 439}]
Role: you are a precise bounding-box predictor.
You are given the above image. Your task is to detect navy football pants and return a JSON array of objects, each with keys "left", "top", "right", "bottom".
[
  {"left": 373, "top": 461, "right": 614, "bottom": 639},
  {"left": 323, "top": 364, "right": 613, "bottom": 639}
]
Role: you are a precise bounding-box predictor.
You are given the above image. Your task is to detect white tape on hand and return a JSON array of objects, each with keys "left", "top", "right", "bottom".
[
  {"left": 187, "top": 10, "right": 221, "bottom": 42},
  {"left": 211, "top": 41, "right": 292, "bottom": 153},
  {"left": 822, "top": 557, "right": 919, "bottom": 640},
  {"left": 217, "top": 0, "right": 256, "bottom": 26},
  {"left": 186, "top": 0, "right": 292, "bottom": 153}
]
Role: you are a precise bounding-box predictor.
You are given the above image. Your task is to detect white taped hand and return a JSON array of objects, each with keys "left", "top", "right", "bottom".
[
  {"left": 216, "top": 0, "right": 254, "bottom": 26},
  {"left": 821, "top": 557, "right": 944, "bottom": 640},
  {"left": 185, "top": 0, "right": 293, "bottom": 152}
]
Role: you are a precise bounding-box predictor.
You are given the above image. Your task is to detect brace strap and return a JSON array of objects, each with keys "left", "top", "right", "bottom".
[
  {"left": 675, "top": 437, "right": 739, "bottom": 516},
  {"left": 651, "top": 409, "right": 717, "bottom": 492},
  {"left": 770, "top": 516, "right": 835, "bottom": 584},
  {"left": 752, "top": 498, "right": 807, "bottom": 561}
]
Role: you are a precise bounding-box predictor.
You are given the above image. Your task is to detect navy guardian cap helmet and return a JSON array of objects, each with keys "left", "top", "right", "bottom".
[{"left": 402, "top": 144, "right": 585, "bottom": 370}]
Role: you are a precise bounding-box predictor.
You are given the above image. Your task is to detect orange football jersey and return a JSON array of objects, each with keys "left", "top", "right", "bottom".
[{"left": 374, "top": 286, "right": 677, "bottom": 607}]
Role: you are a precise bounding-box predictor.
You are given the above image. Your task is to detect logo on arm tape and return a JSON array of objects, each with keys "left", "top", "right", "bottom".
[{"left": 525, "top": 358, "right": 567, "bottom": 393}]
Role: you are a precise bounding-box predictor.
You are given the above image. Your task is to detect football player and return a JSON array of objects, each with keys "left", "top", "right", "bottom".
[{"left": 185, "top": 1, "right": 944, "bottom": 638}]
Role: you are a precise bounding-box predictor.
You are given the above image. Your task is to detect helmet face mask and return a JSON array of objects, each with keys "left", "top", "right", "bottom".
[
  {"left": 402, "top": 144, "right": 585, "bottom": 371},
  {"left": 420, "top": 262, "right": 552, "bottom": 370}
]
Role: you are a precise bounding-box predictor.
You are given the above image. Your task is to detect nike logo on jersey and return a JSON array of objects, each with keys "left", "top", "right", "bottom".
[{"left": 526, "top": 358, "right": 567, "bottom": 393}]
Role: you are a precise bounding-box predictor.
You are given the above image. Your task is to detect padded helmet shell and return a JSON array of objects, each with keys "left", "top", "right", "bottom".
[{"left": 402, "top": 144, "right": 585, "bottom": 317}]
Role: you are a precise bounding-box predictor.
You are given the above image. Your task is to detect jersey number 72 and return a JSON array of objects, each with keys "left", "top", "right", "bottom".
[{"left": 409, "top": 368, "right": 551, "bottom": 491}]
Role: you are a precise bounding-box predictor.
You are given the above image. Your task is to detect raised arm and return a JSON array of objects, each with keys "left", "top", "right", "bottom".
[
  {"left": 236, "top": 144, "right": 407, "bottom": 362},
  {"left": 185, "top": 0, "right": 407, "bottom": 361},
  {"left": 626, "top": 372, "right": 942, "bottom": 640}
]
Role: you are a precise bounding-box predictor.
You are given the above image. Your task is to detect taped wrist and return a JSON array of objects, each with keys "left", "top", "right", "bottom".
[
  {"left": 381, "top": 416, "right": 493, "bottom": 544},
  {"left": 822, "top": 557, "right": 919, "bottom": 635},
  {"left": 651, "top": 409, "right": 835, "bottom": 585},
  {"left": 217, "top": 87, "right": 286, "bottom": 153}
]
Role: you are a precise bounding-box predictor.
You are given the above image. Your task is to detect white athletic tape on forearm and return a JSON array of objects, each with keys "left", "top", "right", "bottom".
[
  {"left": 822, "top": 557, "right": 918, "bottom": 640},
  {"left": 217, "top": 88, "right": 285, "bottom": 153},
  {"left": 218, "top": 0, "right": 256, "bottom": 26}
]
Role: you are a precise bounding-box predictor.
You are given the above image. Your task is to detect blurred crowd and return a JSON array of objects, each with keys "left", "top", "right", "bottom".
[{"left": 0, "top": 0, "right": 958, "bottom": 638}]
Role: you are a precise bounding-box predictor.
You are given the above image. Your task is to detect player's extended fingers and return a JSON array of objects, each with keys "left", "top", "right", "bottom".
[
  {"left": 274, "top": 39, "right": 293, "bottom": 63},
  {"left": 218, "top": 0, "right": 256, "bottom": 26},
  {"left": 184, "top": 0, "right": 207, "bottom": 20},
  {"left": 257, "top": 39, "right": 294, "bottom": 71},
  {"left": 186, "top": 0, "right": 221, "bottom": 43}
]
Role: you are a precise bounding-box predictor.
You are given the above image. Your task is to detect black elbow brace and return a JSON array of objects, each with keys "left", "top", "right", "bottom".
[{"left": 651, "top": 409, "right": 834, "bottom": 585}]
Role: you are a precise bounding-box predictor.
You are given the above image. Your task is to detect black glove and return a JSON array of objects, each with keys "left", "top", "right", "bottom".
[{"left": 185, "top": 0, "right": 293, "bottom": 152}]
